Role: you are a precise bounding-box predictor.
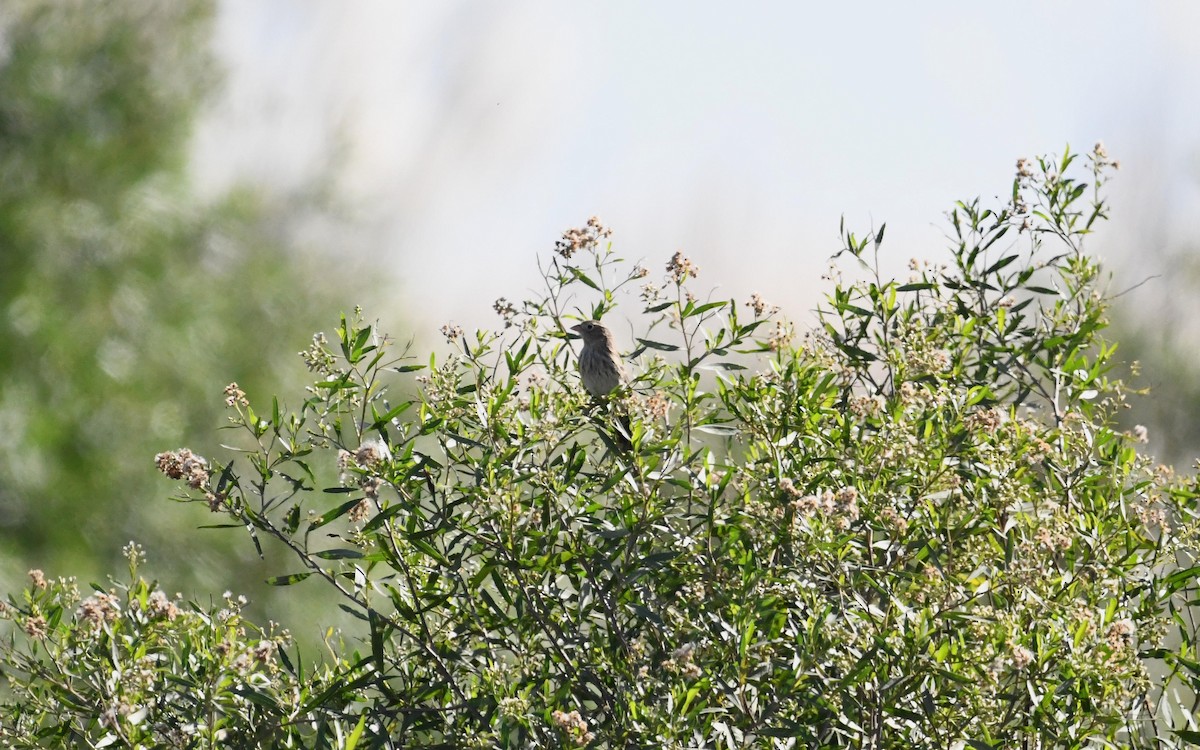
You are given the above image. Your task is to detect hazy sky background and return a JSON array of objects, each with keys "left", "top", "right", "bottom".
[{"left": 191, "top": 1, "right": 1200, "bottom": 336}]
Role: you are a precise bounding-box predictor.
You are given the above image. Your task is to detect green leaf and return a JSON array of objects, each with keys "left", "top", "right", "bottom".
[
  {"left": 314, "top": 548, "right": 364, "bottom": 560},
  {"left": 984, "top": 253, "right": 1018, "bottom": 275},
  {"left": 635, "top": 338, "right": 680, "bottom": 352},
  {"left": 372, "top": 400, "right": 413, "bottom": 428},
  {"left": 284, "top": 504, "right": 301, "bottom": 535},
  {"left": 685, "top": 300, "right": 726, "bottom": 317},
  {"left": 369, "top": 609, "right": 386, "bottom": 672},
  {"left": 313, "top": 379, "right": 359, "bottom": 391},
  {"left": 351, "top": 325, "right": 372, "bottom": 357},
  {"left": 361, "top": 502, "right": 407, "bottom": 533},
  {"left": 345, "top": 713, "right": 367, "bottom": 750},
  {"left": 568, "top": 266, "right": 602, "bottom": 291},
  {"left": 266, "top": 573, "right": 312, "bottom": 586},
  {"left": 308, "top": 497, "right": 365, "bottom": 532},
  {"left": 695, "top": 424, "right": 738, "bottom": 436},
  {"left": 596, "top": 528, "right": 631, "bottom": 539},
  {"left": 410, "top": 538, "right": 451, "bottom": 566},
  {"left": 231, "top": 686, "right": 280, "bottom": 709},
  {"left": 1160, "top": 566, "right": 1200, "bottom": 593},
  {"left": 444, "top": 431, "right": 486, "bottom": 449}
]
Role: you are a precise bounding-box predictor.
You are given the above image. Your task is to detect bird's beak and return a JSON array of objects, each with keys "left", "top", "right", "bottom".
[{"left": 569, "top": 323, "right": 583, "bottom": 335}]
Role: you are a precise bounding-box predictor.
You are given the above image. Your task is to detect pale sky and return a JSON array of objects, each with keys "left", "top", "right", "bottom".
[{"left": 191, "top": 1, "right": 1200, "bottom": 336}]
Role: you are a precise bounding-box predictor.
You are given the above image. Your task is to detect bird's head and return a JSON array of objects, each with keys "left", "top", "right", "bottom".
[{"left": 570, "top": 320, "right": 611, "bottom": 344}]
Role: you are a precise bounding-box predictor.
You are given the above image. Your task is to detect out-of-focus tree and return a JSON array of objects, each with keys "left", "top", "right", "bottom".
[
  {"left": 1111, "top": 301, "right": 1200, "bottom": 470},
  {"left": 1102, "top": 145, "right": 1200, "bottom": 470},
  {"left": 0, "top": 0, "right": 360, "bottom": 595}
]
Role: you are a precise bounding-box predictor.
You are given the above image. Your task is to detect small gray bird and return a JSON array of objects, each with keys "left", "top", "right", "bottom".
[
  {"left": 572, "top": 319, "right": 632, "bottom": 451},
  {"left": 572, "top": 320, "right": 625, "bottom": 397}
]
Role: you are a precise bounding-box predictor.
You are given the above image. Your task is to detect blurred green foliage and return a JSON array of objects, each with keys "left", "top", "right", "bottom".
[
  {"left": 0, "top": 0, "right": 360, "bottom": 599},
  {"left": 1109, "top": 253, "right": 1200, "bottom": 470}
]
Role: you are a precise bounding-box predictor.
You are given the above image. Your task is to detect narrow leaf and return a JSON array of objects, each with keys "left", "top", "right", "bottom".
[{"left": 266, "top": 573, "right": 312, "bottom": 586}]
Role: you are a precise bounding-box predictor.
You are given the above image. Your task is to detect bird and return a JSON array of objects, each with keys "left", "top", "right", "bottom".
[
  {"left": 571, "top": 320, "right": 624, "bottom": 398},
  {"left": 571, "top": 319, "right": 632, "bottom": 451}
]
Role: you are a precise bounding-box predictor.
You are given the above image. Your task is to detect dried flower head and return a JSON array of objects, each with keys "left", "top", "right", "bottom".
[
  {"left": 747, "top": 293, "right": 778, "bottom": 318},
  {"left": 252, "top": 640, "right": 276, "bottom": 663},
  {"left": 148, "top": 590, "right": 179, "bottom": 621},
  {"left": 835, "top": 486, "right": 860, "bottom": 519},
  {"left": 348, "top": 498, "right": 372, "bottom": 524},
  {"left": 354, "top": 437, "right": 392, "bottom": 468},
  {"left": 80, "top": 592, "right": 121, "bottom": 627},
  {"left": 1024, "top": 437, "right": 1052, "bottom": 465},
  {"left": 360, "top": 475, "right": 384, "bottom": 499},
  {"left": 204, "top": 490, "right": 224, "bottom": 512},
  {"left": 1106, "top": 619, "right": 1135, "bottom": 650},
  {"left": 23, "top": 614, "right": 48, "bottom": 639},
  {"left": 493, "top": 298, "right": 517, "bottom": 327},
  {"left": 849, "top": 394, "right": 884, "bottom": 418},
  {"left": 965, "top": 407, "right": 1005, "bottom": 435},
  {"left": 555, "top": 217, "right": 612, "bottom": 259},
  {"left": 551, "top": 709, "right": 595, "bottom": 746},
  {"left": 223, "top": 382, "right": 249, "bottom": 408},
  {"left": 666, "top": 250, "right": 699, "bottom": 284},
  {"left": 154, "top": 448, "right": 210, "bottom": 490},
  {"left": 878, "top": 506, "right": 909, "bottom": 535},
  {"left": 790, "top": 493, "right": 820, "bottom": 515},
  {"left": 767, "top": 321, "right": 794, "bottom": 352},
  {"left": 644, "top": 392, "right": 671, "bottom": 421},
  {"left": 1010, "top": 643, "right": 1035, "bottom": 670}
]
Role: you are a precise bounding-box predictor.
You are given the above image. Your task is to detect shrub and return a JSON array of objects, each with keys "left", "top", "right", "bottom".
[
  {"left": 0, "top": 545, "right": 357, "bottom": 747},
  {"left": 5, "top": 144, "right": 1199, "bottom": 748}
]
